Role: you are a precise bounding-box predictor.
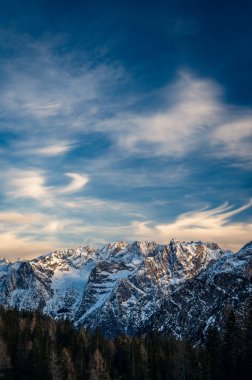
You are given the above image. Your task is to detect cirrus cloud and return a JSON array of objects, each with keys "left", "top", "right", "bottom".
[
  {"left": 130, "top": 200, "right": 252, "bottom": 251},
  {"left": 2, "top": 169, "right": 89, "bottom": 205},
  {"left": 59, "top": 173, "right": 89, "bottom": 194}
]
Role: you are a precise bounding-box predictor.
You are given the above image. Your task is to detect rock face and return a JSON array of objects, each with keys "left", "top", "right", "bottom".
[
  {"left": 145, "top": 241, "right": 252, "bottom": 341},
  {"left": 0, "top": 239, "right": 251, "bottom": 340}
]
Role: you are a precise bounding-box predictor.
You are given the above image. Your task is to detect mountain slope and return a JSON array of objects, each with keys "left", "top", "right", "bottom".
[
  {"left": 145, "top": 241, "right": 252, "bottom": 341},
  {"left": 0, "top": 239, "right": 251, "bottom": 340}
]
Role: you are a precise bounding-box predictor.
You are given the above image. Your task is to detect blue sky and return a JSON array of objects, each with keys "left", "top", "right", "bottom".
[{"left": 0, "top": 0, "right": 252, "bottom": 258}]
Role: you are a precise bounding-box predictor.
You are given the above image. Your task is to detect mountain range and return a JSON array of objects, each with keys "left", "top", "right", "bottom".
[{"left": 0, "top": 239, "right": 251, "bottom": 341}]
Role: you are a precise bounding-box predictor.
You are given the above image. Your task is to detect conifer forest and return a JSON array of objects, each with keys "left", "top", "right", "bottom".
[{"left": 0, "top": 305, "right": 252, "bottom": 380}]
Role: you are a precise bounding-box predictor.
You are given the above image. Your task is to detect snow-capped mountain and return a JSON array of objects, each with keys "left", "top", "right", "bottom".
[
  {"left": 0, "top": 239, "right": 251, "bottom": 340},
  {"left": 145, "top": 241, "right": 252, "bottom": 341}
]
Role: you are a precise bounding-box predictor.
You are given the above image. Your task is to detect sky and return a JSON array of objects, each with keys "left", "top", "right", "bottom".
[{"left": 0, "top": 0, "right": 252, "bottom": 259}]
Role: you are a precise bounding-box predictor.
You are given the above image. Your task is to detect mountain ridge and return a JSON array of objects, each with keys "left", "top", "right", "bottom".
[{"left": 0, "top": 238, "right": 251, "bottom": 341}]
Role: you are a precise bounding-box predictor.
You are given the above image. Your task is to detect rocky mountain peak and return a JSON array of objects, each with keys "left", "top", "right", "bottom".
[{"left": 0, "top": 238, "right": 251, "bottom": 341}]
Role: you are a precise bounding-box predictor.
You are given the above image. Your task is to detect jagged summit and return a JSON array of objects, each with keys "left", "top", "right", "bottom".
[
  {"left": 238, "top": 240, "right": 252, "bottom": 252},
  {"left": 34, "top": 245, "right": 96, "bottom": 261},
  {"left": 0, "top": 238, "right": 251, "bottom": 341},
  {"left": 7, "top": 238, "right": 222, "bottom": 264}
]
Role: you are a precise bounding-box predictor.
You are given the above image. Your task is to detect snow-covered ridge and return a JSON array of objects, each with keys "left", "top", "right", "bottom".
[{"left": 0, "top": 239, "right": 251, "bottom": 340}]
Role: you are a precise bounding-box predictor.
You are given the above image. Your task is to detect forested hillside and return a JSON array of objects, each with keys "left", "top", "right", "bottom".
[{"left": 0, "top": 305, "right": 252, "bottom": 380}]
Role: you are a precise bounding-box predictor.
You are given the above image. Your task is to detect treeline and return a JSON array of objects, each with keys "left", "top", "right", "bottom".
[{"left": 0, "top": 305, "right": 251, "bottom": 380}]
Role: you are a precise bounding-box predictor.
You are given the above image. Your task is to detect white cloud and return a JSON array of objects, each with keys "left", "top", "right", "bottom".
[
  {"left": 0, "top": 210, "right": 83, "bottom": 259},
  {"left": 59, "top": 173, "right": 89, "bottom": 194},
  {"left": 0, "top": 211, "right": 46, "bottom": 224},
  {"left": 22, "top": 101, "right": 63, "bottom": 117},
  {"left": 130, "top": 200, "right": 252, "bottom": 251},
  {"left": 212, "top": 115, "right": 252, "bottom": 163},
  {"left": 107, "top": 72, "right": 223, "bottom": 157},
  {"left": 8, "top": 170, "right": 50, "bottom": 200},
  {"left": 1, "top": 31, "right": 252, "bottom": 167},
  {"left": 0, "top": 231, "right": 61, "bottom": 260},
  {"left": 32, "top": 142, "right": 73, "bottom": 156},
  {"left": 3, "top": 139, "right": 74, "bottom": 159},
  {"left": 1, "top": 62, "right": 98, "bottom": 121},
  {"left": 95, "top": 71, "right": 252, "bottom": 166},
  {"left": 0, "top": 32, "right": 251, "bottom": 259},
  {"left": 0, "top": 198, "right": 251, "bottom": 259},
  {"left": 0, "top": 33, "right": 126, "bottom": 137},
  {"left": 0, "top": 210, "right": 62, "bottom": 259},
  {"left": 3, "top": 169, "right": 88, "bottom": 204}
]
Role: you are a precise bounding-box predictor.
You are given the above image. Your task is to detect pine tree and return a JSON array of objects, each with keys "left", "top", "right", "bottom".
[
  {"left": 205, "top": 326, "right": 222, "bottom": 380},
  {"left": 242, "top": 300, "right": 252, "bottom": 379},
  {"left": 222, "top": 308, "right": 243, "bottom": 380},
  {"left": 89, "top": 348, "right": 111, "bottom": 380}
]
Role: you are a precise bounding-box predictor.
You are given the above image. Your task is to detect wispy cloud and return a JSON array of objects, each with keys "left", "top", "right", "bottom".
[
  {"left": 90, "top": 70, "right": 252, "bottom": 168},
  {"left": 2, "top": 169, "right": 89, "bottom": 205},
  {"left": 0, "top": 211, "right": 47, "bottom": 224},
  {"left": 211, "top": 115, "right": 252, "bottom": 164},
  {"left": 0, "top": 32, "right": 251, "bottom": 259},
  {"left": 1, "top": 32, "right": 252, "bottom": 167},
  {"left": 0, "top": 198, "right": 251, "bottom": 259},
  {"left": 111, "top": 72, "right": 222, "bottom": 157},
  {"left": 28, "top": 141, "right": 74, "bottom": 157},
  {"left": 8, "top": 170, "right": 49, "bottom": 201},
  {"left": 130, "top": 200, "right": 252, "bottom": 251},
  {"left": 0, "top": 210, "right": 61, "bottom": 259},
  {"left": 59, "top": 173, "right": 89, "bottom": 194},
  {"left": 0, "top": 231, "right": 61, "bottom": 260},
  {"left": 0, "top": 199, "right": 143, "bottom": 259}
]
